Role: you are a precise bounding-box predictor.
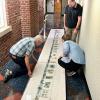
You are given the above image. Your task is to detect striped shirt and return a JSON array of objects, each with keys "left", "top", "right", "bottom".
[{"left": 10, "top": 37, "right": 35, "bottom": 57}]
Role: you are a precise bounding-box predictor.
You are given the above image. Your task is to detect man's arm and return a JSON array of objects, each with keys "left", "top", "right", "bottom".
[
  {"left": 63, "top": 42, "right": 70, "bottom": 56},
  {"left": 73, "top": 16, "right": 82, "bottom": 34},
  {"left": 64, "top": 14, "right": 66, "bottom": 28},
  {"left": 75, "top": 16, "right": 82, "bottom": 30},
  {"left": 64, "top": 14, "right": 68, "bottom": 31},
  {"left": 25, "top": 54, "right": 32, "bottom": 77},
  {"left": 75, "top": 5, "right": 82, "bottom": 31},
  {"left": 25, "top": 42, "right": 35, "bottom": 77}
]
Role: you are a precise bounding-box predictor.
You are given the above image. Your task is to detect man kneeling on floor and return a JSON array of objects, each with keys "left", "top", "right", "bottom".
[
  {"left": 58, "top": 34, "right": 85, "bottom": 76},
  {"left": 9, "top": 35, "right": 44, "bottom": 78}
]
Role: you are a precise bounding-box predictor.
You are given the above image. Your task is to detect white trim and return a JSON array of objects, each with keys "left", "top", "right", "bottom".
[
  {"left": 0, "top": 0, "right": 7, "bottom": 28},
  {"left": 0, "top": 0, "right": 12, "bottom": 38},
  {"left": 0, "top": 26, "right": 12, "bottom": 38}
]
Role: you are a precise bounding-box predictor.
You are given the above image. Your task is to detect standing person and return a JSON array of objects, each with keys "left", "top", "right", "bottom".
[
  {"left": 58, "top": 36, "right": 85, "bottom": 76},
  {"left": 9, "top": 35, "right": 44, "bottom": 77},
  {"left": 64, "top": 0, "right": 83, "bottom": 42}
]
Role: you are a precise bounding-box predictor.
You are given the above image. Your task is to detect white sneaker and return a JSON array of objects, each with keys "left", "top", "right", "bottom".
[
  {"left": 67, "top": 71, "right": 76, "bottom": 77},
  {"left": 4, "top": 69, "right": 12, "bottom": 83}
]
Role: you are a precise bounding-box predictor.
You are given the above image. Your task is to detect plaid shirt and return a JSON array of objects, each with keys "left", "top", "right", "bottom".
[{"left": 10, "top": 37, "right": 35, "bottom": 57}]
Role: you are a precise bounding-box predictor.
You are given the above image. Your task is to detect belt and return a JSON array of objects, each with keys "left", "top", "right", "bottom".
[
  {"left": 9, "top": 52, "right": 25, "bottom": 59},
  {"left": 9, "top": 52, "right": 17, "bottom": 59},
  {"left": 11, "top": 55, "right": 17, "bottom": 59}
]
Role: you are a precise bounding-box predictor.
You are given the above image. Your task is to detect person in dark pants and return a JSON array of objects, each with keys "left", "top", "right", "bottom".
[
  {"left": 58, "top": 35, "right": 85, "bottom": 76},
  {"left": 9, "top": 35, "right": 44, "bottom": 77},
  {"left": 64, "top": 0, "right": 83, "bottom": 42}
]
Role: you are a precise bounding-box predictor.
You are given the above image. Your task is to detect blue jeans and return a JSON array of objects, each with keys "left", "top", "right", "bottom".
[{"left": 9, "top": 53, "right": 28, "bottom": 77}]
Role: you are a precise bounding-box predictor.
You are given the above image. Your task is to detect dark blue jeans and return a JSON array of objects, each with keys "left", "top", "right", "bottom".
[{"left": 9, "top": 53, "right": 28, "bottom": 77}]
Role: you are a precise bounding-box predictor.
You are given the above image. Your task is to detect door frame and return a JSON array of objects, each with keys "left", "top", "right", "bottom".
[
  {"left": 46, "top": 0, "right": 63, "bottom": 15},
  {"left": 46, "top": 0, "right": 55, "bottom": 14}
]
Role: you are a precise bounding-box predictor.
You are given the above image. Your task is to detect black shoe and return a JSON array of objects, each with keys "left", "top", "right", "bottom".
[{"left": 4, "top": 69, "right": 12, "bottom": 83}]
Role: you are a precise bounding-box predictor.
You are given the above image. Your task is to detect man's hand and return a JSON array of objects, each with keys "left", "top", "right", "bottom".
[
  {"left": 73, "top": 28, "right": 78, "bottom": 34},
  {"left": 25, "top": 55, "right": 32, "bottom": 77},
  {"left": 64, "top": 26, "right": 68, "bottom": 32},
  {"left": 28, "top": 70, "right": 32, "bottom": 77}
]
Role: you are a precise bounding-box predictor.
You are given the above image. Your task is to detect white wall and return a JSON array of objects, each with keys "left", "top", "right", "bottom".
[
  {"left": 47, "top": 0, "right": 54, "bottom": 13},
  {"left": 75, "top": 0, "right": 84, "bottom": 6},
  {"left": 79, "top": 0, "right": 100, "bottom": 100}
]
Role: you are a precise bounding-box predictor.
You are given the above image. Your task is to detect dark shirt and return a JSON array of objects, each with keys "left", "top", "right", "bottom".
[{"left": 64, "top": 3, "right": 82, "bottom": 28}]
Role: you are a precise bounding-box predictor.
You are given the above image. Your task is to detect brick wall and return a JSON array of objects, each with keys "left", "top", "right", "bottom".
[
  {"left": 0, "top": 0, "right": 44, "bottom": 66},
  {"left": 38, "top": 0, "right": 44, "bottom": 30},
  {"left": 30, "top": 0, "right": 39, "bottom": 36},
  {"left": 0, "top": 0, "right": 22, "bottom": 66},
  {"left": 19, "top": 0, "right": 44, "bottom": 37},
  {"left": 19, "top": 0, "right": 31, "bottom": 37}
]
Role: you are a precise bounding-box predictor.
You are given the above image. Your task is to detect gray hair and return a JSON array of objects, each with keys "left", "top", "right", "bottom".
[{"left": 34, "top": 35, "right": 44, "bottom": 43}]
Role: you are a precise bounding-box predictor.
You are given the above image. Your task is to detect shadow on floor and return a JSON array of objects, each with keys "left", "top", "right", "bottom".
[{"left": 66, "top": 71, "right": 92, "bottom": 100}]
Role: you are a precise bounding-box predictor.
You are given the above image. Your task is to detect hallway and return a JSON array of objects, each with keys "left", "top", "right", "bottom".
[
  {"left": 0, "top": 0, "right": 100, "bottom": 100},
  {"left": 0, "top": 14, "right": 90, "bottom": 100}
]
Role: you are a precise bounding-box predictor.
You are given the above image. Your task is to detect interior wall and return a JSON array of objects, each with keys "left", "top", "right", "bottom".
[
  {"left": 38, "top": 0, "right": 44, "bottom": 31},
  {"left": 75, "top": 0, "right": 84, "bottom": 6},
  {"left": 54, "top": 0, "right": 61, "bottom": 13},
  {"left": 0, "top": 0, "right": 22, "bottom": 66},
  {"left": 47, "top": 0, "right": 54, "bottom": 13},
  {"left": 79, "top": 0, "right": 100, "bottom": 99},
  {"left": 61, "top": 0, "right": 67, "bottom": 15}
]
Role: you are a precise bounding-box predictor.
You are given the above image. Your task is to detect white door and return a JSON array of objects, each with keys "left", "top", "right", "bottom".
[{"left": 47, "top": 0, "right": 54, "bottom": 13}]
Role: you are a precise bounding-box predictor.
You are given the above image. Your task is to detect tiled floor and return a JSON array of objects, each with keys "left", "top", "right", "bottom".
[
  {"left": 66, "top": 72, "right": 91, "bottom": 100},
  {"left": 0, "top": 14, "right": 91, "bottom": 100},
  {"left": 46, "top": 14, "right": 64, "bottom": 33}
]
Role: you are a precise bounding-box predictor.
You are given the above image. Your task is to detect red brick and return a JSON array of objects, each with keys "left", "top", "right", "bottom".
[{"left": 0, "top": 0, "right": 44, "bottom": 66}]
